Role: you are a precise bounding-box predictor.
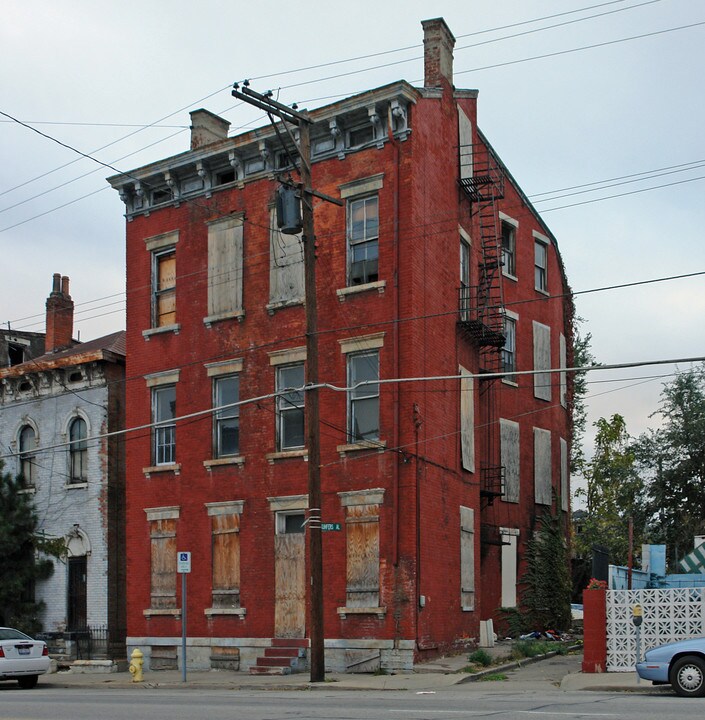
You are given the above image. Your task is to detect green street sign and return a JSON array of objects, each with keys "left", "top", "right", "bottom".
[{"left": 321, "top": 523, "right": 342, "bottom": 531}]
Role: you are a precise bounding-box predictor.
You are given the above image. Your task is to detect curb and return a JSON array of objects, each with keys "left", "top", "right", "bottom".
[{"left": 458, "top": 644, "right": 583, "bottom": 684}]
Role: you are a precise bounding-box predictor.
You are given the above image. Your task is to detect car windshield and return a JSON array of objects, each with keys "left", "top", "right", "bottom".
[{"left": 0, "top": 628, "right": 31, "bottom": 641}]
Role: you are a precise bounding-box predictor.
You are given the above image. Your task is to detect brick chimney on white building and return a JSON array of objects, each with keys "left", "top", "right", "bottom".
[{"left": 45, "top": 273, "right": 74, "bottom": 353}]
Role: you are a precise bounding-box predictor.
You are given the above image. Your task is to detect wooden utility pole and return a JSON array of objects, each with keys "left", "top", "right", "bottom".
[
  {"left": 298, "top": 117, "right": 325, "bottom": 683},
  {"left": 231, "top": 83, "right": 339, "bottom": 682}
]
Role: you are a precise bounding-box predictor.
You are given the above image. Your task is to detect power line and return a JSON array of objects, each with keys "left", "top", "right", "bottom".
[
  {"left": 3, "top": 354, "right": 702, "bottom": 462},
  {"left": 0, "top": 3, "right": 679, "bottom": 227}
]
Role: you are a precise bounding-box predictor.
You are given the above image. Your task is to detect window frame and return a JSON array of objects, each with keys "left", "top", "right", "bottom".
[
  {"left": 347, "top": 195, "right": 379, "bottom": 287},
  {"left": 18, "top": 425, "right": 36, "bottom": 488},
  {"left": 152, "top": 247, "right": 176, "bottom": 328},
  {"left": 501, "top": 220, "right": 517, "bottom": 278},
  {"left": 213, "top": 375, "right": 240, "bottom": 458},
  {"left": 347, "top": 351, "right": 380, "bottom": 443},
  {"left": 152, "top": 385, "right": 176, "bottom": 465},
  {"left": 68, "top": 417, "right": 88, "bottom": 484},
  {"left": 276, "top": 363, "right": 305, "bottom": 451},
  {"left": 534, "top": 236, "right": 548, "bottom": 293},
  {"left": 502, "top": 314, "right": 517, "bottom": 378}
]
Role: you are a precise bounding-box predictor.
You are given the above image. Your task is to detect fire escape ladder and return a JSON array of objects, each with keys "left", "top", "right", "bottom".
[{"left": 457, "top": 143, "right": 506, "bottom": 517}]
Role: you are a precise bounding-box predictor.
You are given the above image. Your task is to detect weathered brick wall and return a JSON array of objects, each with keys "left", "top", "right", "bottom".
[{"left": 122, "top": 80, "right": 571, "bottom": 661}]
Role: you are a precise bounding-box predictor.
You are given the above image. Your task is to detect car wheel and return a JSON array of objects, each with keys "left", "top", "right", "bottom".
[
  {"left": 17, "top": 675, "right": 38, "bottom": 689},
  {"left": 670, "top": 656, "right": 705, "bottom": 698}
]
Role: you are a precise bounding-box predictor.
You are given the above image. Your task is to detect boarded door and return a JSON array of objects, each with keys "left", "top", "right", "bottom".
[{"left": 274, "top": 513, "right": 306, "bottom": 638}]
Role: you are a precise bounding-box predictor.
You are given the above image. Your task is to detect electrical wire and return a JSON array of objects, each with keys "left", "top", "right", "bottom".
[{"left": 2, "top": 354, "right": 704, "bottom": 462}]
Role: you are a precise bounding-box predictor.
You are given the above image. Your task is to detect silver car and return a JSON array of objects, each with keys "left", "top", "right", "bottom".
[
  {"left": 0, "top": 627, "right": 51, "bottom": 689},
  {"left": 636, "top": 637, "right": 705, "bottom": 697}
]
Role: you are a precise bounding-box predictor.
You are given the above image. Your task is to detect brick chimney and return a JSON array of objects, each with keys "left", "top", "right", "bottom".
[
  {"left": 45, "top": 273, "right": 74, "bottom": 353},
  {"left": 189, "top": 109, "right": 231, "bottom": 150},
  {"left": 422, "top": 18, "right": 456, "bottom": 88}
]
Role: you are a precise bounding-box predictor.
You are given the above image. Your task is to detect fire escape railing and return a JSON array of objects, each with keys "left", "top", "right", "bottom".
[{"left": 458, "top": 143, "right": 507, "bottom": 520}]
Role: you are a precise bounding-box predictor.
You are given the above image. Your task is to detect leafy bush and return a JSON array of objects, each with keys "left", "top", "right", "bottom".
[{"left": 468, "top": 649, "right": 493, "bottom": 667}]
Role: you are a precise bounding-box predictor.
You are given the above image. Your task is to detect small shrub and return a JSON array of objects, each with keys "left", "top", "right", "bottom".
[{"left": 468, "top": 649, "right": 493, "bottom": 667}]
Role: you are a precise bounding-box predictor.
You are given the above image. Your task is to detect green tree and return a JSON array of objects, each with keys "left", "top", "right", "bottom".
[
  {"left": 0, "top": 461, "right": 63, "bottom": 634},
  {"left": 521, "top": 511, "right": 572, "bottom": 631},
  {"left": 634, "top": 365, "right": 705, "bottom": 568},
  {"left": 570, "top": 324, "right": 597, "bottom": 475},
  {"left": 574, "top": 414, "right": 645, "bottom": 565}
]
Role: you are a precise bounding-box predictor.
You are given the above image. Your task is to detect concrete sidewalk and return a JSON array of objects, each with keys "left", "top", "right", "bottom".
[{"left": 30, "top": 648, "right": 674, "bottom": 695}]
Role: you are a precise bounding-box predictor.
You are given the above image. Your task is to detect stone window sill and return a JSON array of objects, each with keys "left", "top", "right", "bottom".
[
  {"left": 336, "top": 280, "right": 386, "bottom": 302},
  {"left": 18, "top": 486, "right": 36, "bottom": 495},
  {"left": 204, "top": 608, "right": 247, "bottom": 618},
  {"left": 264, "top": 448, "right": 308, "bottom": 465},
  {"left": 64, "top": 482, "right": 88, "bottom": 490},
  {"left": 143, "top": 463, "right": 181, "bottom": 477},
  {"left": 203, "top": 311, "right": 245, "bottom": 328},
  {"left": 265, "top": 449, "right": 308, "bottom": 464},
  {"left": 502, "top": 378, "right": 518, "bottom": 388},
  {"left": 143, "top": 324, "right": 181, "bottom": 340},
  {"left": 143, "top": 608, "right": 181, "bottom": 618},
  {"left": 266, "top": 299, "right": 303, "bottom": 315},
  {"left": 337, "top": 606, "right": 387, "bottom": 619},
  {"left": 336, "top": 440, "right": 386, "bottom": 457},
  {"left": 203, "top": 456, "right": 245, "bottom": 470}
]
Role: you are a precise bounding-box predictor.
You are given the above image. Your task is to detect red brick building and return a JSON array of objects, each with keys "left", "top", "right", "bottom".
[{"left": 109, "top": 18, "right": 573, "bottom": 672}]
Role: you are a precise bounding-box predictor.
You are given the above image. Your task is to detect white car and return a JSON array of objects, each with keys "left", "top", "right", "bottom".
[{"left": 0, "top": 627, "right": 51, "bottom": 689}]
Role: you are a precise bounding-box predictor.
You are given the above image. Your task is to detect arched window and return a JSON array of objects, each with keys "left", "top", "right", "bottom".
[
  {"left": 69, "top": 418, "right": 88, "bottom": 483},
  {"left": 18, "top": 425, "right": 36, "bottom": 488}
]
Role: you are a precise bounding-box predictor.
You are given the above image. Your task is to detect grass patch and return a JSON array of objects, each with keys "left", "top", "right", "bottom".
[
  {"left": 478, "top": 673, "right": 508, "bottom": 682},
  {"left": 511, "top": 640, "right": 568, "bottom": 659}
]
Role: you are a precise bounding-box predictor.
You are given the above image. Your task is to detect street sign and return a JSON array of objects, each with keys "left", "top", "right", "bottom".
[
  {"left": 321, "top": 523, "right": 341, "bottom": 531},
  {"left": 177, "top": 551, "right": 191, "bottom": 573}
]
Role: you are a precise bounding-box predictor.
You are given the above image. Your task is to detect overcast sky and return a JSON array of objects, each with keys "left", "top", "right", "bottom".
[{"left": 2, "top": 0, "right": 704, "bottom": 474}]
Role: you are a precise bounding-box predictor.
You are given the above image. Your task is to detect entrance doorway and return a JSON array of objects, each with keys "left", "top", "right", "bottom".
[
  {"left": 67, "top": 556, "right": 87, "bottom": 631},
  {"left": 274, "top": 512, "right": 306, "bottom": 638}
]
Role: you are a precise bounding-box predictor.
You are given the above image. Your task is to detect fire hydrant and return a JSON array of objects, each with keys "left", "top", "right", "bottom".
[{"left": 129, "top": 648, "right": 144, "bottom": 682}]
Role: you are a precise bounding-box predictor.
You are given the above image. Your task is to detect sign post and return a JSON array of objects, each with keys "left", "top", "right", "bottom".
[{"left": 177, "top": 551, "right": 191, "bottom": 683}]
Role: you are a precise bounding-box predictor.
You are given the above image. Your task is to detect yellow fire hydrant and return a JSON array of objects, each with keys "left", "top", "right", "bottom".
[{"left": 129, "top": 648, "right": 144, "bottom": 682}]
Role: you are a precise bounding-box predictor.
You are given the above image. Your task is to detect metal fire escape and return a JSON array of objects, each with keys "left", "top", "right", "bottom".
[{"left": 458, "top": 142, "right": 506, "bottom": 513}]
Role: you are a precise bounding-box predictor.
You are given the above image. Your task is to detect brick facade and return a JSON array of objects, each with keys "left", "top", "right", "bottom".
[{"left": 109, "top": 18, "right": 572, "bottom": 671}]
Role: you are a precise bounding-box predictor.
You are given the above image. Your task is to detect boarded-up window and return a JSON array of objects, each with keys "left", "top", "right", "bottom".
[
  {"left": 207, "top": 502, "right": 243, "bottom": 609},
  {"left": 534, "top": 427, "right": 552, "bottom": 506},
  {"left": 500, "top": 528, "right": 519, "bottom": 608},
  {"left": 154, "top": 249, "right": 176, "bottom": 327},
  {"left": 149, "top": 517, "right": 177, "bottom": 609},
  {"left": 559, "top": 333, "right": 567, "bottom": 408},
  {"left": 207, "top": 215, "right": 244, "bottom": 319},
  {"left": 500, "top": 418, "right": 520, "bottom": 503},
  {"left": 269, "top": 209, "right": 304, "bottom": 305},
  {"left": 457, "top": 106, "right": 473, "bottom": 180},
  {"left": 339, "top": 489, "right": 384, "bottom": 609},
  {"left": 533, "top": 321, "right": 551, "bottom": 401},
  {"left": 560, "top": 437, "right": 569, "bottom": 512},
  {"left": 460, "top": 365, "right": 475, "bottom": 472},
  {"left": 460, "top": 506, "right": 475, "bottom": 610}
]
